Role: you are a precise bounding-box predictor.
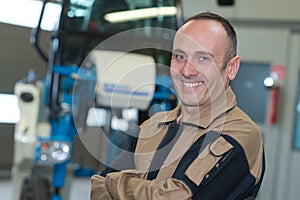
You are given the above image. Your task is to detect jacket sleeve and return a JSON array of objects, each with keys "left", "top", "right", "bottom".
[
  {"left": 90, "top": 175, "right": 113, "bottom": 200},
  {"left": 102, "top": 170, "right": 193, "bottom": 200}
]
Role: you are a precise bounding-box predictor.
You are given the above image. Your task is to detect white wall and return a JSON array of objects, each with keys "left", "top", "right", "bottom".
[{"left": 182, "top": 0, "right": 300, "bottom": 21}]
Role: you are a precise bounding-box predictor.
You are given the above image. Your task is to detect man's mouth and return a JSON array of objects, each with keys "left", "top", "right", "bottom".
[{"left": 183, "top": 81, "right": 204, "bottom": 88}]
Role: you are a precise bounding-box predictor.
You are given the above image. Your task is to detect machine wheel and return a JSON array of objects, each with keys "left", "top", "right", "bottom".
[{"left": 20, "top": 174, "right": 51, "bottom": 200}]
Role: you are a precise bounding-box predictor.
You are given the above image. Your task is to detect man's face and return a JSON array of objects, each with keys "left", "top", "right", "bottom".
[{"left": 170, "top": 19, "right": 235, "bottom": 108}]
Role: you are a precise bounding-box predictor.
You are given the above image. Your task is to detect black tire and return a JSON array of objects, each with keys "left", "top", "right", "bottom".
[{"left": 20, "top": 174, "right": 51, "bottom": 200}]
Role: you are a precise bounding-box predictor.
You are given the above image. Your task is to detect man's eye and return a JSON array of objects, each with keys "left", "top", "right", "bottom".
[
  {"left": 174, "top": 54, "right": 186, "bottom": 61},
  {"left": 198, "top": 56, "right": 209, "bottom": 61}
]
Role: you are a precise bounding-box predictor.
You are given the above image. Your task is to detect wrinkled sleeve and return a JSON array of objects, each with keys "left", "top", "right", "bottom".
[
  {"left": 104, "top": 170, "right": 192, "bottom": 200},
  {"left": 90, "top": 174, "right": 113, "bottom": 200}
]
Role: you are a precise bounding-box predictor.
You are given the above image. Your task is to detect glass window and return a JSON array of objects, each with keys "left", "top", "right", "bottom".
[
  {"left": 65, "top": 0, "right": 178, "bottom": 33},
  {"left": 58, "top": 0, "right": 180, "bottom": 66},
  {"left": 230, "top": 62, "right": 270, "bottom": 124}
]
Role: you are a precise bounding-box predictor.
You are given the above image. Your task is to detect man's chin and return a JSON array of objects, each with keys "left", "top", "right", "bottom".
[{"left": 179, "top": 98, "right": 202, "bottom": 107}]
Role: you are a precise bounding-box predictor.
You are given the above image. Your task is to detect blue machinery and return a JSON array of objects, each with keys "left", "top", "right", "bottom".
[
  {"left": 35, "top": 66, "right": 96, "bottom": 200},
  {"left": 13, "top": 57, "right": 175, "bottom": 200},
  {"left": 14, "top": 64, "right": 175, "bottom": 200},
  {"left": 13, "top": 66, "right": 97, "bottom": 200},
  {"left": 12, "top": 0, "right": 181, "bottom": 199}
]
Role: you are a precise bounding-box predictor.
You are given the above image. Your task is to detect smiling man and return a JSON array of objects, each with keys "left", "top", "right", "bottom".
[{"left": 91, "top": 12, "right": 265, "bottom": 200}]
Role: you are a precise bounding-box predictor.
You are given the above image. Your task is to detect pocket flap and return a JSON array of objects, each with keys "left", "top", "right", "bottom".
[
  {"left": 185, "top": 137, "right": 233, "bottom": 186},
  {"left": 209, "top": 136, "right": 233, "bottom": 156}
]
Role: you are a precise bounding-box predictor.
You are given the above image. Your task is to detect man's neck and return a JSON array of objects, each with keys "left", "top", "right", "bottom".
[{"left": 180, "top": 105, "right": 202, "bottom": 122}]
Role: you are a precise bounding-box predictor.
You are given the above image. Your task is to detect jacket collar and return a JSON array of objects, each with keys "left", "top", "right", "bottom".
[{"left": 160, "top": 86, "right": 237, "bottom": 129}]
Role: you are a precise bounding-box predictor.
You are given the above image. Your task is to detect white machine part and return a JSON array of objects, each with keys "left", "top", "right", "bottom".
[
  {"left": 13, "top": 80, "right": 44, "bottom": 164},
  {"left": 12, "top": 75, "right": 51, "bottom": 200},
  {"left": 89, "top": 50, "right": 156, "bottom": 110}
]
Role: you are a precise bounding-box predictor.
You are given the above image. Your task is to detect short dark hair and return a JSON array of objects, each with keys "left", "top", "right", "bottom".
[{"left": 184, "top": 12, "right": 237, "bottom": 69}]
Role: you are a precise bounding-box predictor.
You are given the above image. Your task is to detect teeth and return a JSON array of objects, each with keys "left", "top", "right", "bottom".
[{"left": 183, "top": 81, "right": 203, "bottom": 88}]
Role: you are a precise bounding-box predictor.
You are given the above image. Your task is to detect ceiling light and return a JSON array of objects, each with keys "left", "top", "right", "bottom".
[
  {"left": 0, "top": 0, "right": 61, "bottom": 31},
  {"left": 104, "top": 6, "right": 177, "bottom": 23}
]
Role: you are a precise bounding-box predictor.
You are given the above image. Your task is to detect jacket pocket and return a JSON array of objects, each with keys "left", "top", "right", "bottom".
[{"left": 185, "top": 136, "right": 233, "bottom": 186}]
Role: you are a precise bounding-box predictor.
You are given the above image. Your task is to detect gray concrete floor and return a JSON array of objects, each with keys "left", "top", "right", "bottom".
[{"left": 0, "top": 177, "right": 91, "bottom": 200}]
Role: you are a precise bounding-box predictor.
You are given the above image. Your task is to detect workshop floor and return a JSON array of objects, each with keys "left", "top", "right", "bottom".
[{"left": 0, "top": 177, "right": 91, "bottom": 200}]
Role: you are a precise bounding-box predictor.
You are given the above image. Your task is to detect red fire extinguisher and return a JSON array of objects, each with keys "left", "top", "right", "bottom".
[
  {"left": 268, "top": 88, "right": 279, "bottom": 124},
  {"left": 264, "top": 65, "right": 285, "bottom": 125}
]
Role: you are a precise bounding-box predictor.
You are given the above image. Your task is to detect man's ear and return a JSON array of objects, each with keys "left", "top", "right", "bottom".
[{"left": 227, "top": 56, "right": 240, "bottom": 80}]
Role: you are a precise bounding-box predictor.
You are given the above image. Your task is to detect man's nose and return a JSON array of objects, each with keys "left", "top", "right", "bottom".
[{"left": 180, "top": 60, "right": 198, "bottom": 77}]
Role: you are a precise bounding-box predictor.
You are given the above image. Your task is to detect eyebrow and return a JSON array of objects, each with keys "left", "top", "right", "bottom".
[
  {"left": 195, "top": 50, "right": 214, "bottom": 58},
  {"left": 172, "top": 49, "right": 186, "bottom": 55}
]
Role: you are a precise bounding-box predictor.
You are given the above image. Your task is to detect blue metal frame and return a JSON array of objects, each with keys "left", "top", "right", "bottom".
[
  {"left": 34, "top": 65, "right": 96, "bottom": 200},
  {"left": 29, "top": 1, "right": 181, "bottom": 199}
]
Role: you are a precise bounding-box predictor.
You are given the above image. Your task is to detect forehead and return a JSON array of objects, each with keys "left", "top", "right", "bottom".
[{"left": 173, "top": 20, "right": 228, "bottom": 55}]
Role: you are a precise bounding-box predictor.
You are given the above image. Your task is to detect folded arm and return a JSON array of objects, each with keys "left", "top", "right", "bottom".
[{"left": 91, "top": 170, "right": 192, "bottom": 200}]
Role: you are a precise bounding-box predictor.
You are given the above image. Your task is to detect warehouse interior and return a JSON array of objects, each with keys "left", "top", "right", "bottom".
[{"left": 1, "top": 0, "right": 300, "bottom": 199}]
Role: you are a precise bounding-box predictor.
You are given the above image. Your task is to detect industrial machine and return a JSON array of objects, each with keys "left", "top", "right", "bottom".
[
  {"left": 12, "top": 50, "right": 157, "bottom": 200},
  {"left": 12, "top": 0, "right": 181, "bottom": 199}
]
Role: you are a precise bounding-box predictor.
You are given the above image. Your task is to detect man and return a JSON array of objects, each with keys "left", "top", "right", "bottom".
[{"left": 91, "top": 12, "right": 265, "bottom": 200}]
